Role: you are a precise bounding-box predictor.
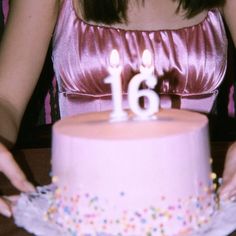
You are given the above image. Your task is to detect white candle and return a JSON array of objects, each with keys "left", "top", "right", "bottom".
[
  {"left": 104, "top": 49, "right": 128, "bottom": 122},
  {"left": 128, "top": 49, "right": 159, "bottom": 120}
]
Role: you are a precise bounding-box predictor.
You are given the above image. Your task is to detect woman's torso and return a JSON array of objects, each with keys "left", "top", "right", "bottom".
[{"left": 53, "top": 0, "right": 228, "bottom": 117}]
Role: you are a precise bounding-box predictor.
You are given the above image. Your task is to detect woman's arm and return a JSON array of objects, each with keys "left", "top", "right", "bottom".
[
  {"left": 0, "top": 0, "right": 60, "bottom": 145},
  {"left": 0, "top": 0, "right": 60, "bottom": 217}
]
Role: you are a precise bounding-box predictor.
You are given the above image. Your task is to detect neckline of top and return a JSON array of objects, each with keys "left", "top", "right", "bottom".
[{"left": 66, "top": 0, "right": 218, "bottom": 33}]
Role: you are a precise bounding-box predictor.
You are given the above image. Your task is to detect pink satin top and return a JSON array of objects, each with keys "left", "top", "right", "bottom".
[{"left": 52, "top": 0, "right": 228, "bottom": 117}]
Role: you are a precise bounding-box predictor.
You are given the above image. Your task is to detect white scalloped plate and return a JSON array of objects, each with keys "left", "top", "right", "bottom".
[{"left": 13, "top": 185, "right": 236, "bottom": 236}]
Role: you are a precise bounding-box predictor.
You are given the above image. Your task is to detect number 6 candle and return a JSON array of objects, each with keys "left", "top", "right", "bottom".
[{"left": 128, "top": 49, "right": 159, "bottom": 120}]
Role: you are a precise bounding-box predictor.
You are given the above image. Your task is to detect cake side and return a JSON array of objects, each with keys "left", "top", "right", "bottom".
[{"left": 48, "top": 109, "right": 216, "bottom": 235}]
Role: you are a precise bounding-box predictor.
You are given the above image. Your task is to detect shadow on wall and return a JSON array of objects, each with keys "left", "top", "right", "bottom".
[
  {"left": 209, "top": 21, "right": 236, "bottom": 142},
  {"left": 0, "top": 0, "right": 4, "bottom": 39},
  {"left": 216, "top": 22, "right": 236, "bottom": 119}
]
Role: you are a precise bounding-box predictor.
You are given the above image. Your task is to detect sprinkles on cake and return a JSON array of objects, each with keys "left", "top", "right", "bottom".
[{"left": 45, "top": 181, "right": 216, "bottom": 236}]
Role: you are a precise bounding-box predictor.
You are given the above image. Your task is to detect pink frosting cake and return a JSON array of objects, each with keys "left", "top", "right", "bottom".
[{"left": 46, "top": 109, "right": 217, "bottom": 236}]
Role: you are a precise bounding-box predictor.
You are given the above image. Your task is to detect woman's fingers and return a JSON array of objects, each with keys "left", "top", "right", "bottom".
[
  {"left": 219, "top": 173, "right": 236, "bottom": 201},
  {"left": 0, "top": 144, "right": 35, "bottom": 192},
  {"left": 4, "top": 195, "right": 20, "bottom": 203},
  {"left": 0, "top": 197, "right": 11, "bottom": 217},
  {"left": 0, "top": 144, "right": 35, "bottom": 217},
  {"left": 0, "top": 195, "right": 20, "bottom": 217},
  {"left": 219, "top": 143, "right": 236, "bottom": 201}
]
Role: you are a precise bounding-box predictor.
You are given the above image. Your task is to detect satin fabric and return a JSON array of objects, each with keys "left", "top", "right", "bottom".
[{"left": 52, "top": 0, "right": 227, "bottom": 117}]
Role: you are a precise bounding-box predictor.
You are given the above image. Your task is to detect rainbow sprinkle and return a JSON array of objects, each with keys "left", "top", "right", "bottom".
[{"left": 45, "top": 181, "right": 217, "bottom": 236}]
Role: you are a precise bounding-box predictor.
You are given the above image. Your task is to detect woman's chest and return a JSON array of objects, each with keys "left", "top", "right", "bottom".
[{"left": 52, "top": 2, "right": 227, "bottom": 97}]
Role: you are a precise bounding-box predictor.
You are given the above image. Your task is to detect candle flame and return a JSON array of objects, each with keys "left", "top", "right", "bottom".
[
  {"left": 110, "top": 49, "right": 120, "bottom": 67},
  {"left": 142, "top": 49, "right": 152, "bottom": 67}
]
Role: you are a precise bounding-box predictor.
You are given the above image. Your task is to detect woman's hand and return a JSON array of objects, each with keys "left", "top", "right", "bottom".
[
  {"left": 0, "top": 143, "right": 34, "bottom": 217},
  {"left": 219, "top": 142, "right": 236, "bottom": 201}
]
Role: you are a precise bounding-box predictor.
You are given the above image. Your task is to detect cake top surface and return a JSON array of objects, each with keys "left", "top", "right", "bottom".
[{"left": 53, "top": 108, "right": 208, "bottom": 140}]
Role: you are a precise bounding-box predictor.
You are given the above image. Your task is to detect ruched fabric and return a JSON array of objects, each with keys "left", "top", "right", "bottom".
[{"left": 52, "top": 0, "right": 227, "bottom": 117}]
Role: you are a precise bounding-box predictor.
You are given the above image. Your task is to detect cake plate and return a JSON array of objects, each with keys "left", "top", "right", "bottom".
[{"left": 13, "top": 185, "right": 236, "bottom": 236}]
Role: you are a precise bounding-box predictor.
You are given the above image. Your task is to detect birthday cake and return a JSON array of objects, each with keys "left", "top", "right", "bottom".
[{"left": 44, "top": 108, "right": 217, "bottom": 236}]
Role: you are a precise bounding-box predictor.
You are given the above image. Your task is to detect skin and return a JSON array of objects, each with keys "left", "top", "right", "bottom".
[
  {"left": 218, "top": 143, "right": 236, "bottom": 200},
  {"left": 0, "top": 0, "right": 235, "bottom": 217}
]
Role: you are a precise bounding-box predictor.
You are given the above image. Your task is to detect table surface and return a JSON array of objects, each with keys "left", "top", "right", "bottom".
[{"left": 0, "top": 143, "right": 236, "bottom": 236}]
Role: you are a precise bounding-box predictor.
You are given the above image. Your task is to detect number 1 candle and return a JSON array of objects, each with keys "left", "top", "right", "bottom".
[{"left": 104, "top": 49, "right": 128, "bottom": 122}]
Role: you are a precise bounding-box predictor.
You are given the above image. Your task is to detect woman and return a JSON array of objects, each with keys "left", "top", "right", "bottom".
[{"left": 0, "top": 0, "right": 235, "bottom": 217}]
